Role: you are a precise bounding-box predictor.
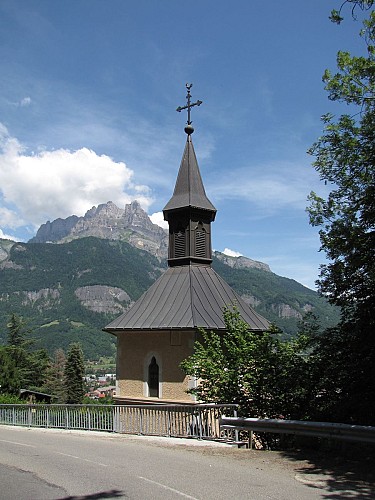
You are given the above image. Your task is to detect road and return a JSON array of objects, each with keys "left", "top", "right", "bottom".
[{"left": 0, "top": 425, "right": 373, "bottom": 499}]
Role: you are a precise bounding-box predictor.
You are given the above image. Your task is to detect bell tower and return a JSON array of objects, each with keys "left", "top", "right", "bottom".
[
  {"left": 163, "top": 84, "right": 216, "bottom": 266},
  {"left": 104, "top": 83, "right": 270, "bottom": 404}
]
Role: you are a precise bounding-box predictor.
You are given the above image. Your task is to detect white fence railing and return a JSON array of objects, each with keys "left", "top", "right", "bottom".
[{"left": 0, "top": 404, "right": 238, "bottom": 440}]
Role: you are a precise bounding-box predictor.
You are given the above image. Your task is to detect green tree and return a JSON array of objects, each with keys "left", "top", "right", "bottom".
[
  {"left": 329, "top": 1, "right": 373, "bottom": 24},
  {"left": 42, "top": 348, "right": 67, "bottom": 402},
  {"left": 307, "top": 4, "right": 375, "bottom": 424},
  {"left": 7, "top": 313, "right": 30, "bottom": 348},
  {"left": 0, "top": 314, "right": 49, "bottom": 394},
  {"left": 308, "top": 10, "right": 375, "bottom": 317},
  {"left": 64, "top": 343, "right": 85, "bottom": 404},
  {"left": 0, "top": 346, "right": 23, "bottom": 394},
  {"left": 181, "top": 307, "right": 312, "bottom": 420}
]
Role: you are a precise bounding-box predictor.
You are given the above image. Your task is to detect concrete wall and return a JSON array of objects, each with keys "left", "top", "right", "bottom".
[{"left": 116, "top": 329, "right": 197, "bottom": 403}]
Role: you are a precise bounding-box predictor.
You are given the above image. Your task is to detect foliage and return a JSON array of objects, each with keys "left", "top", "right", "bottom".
[
  {"left": 0, "top": 314, "right": 49, "bottom": 395},
  {"left": 308, "top": 321, "right": 375, "bottom": 424},
  {"left": 0, "top": 237, "right": 162, "bottom": 358},
  {"left": 181, "top": 307, "right": 312, "bottom": 420},
  {"left": 308, "top": 8, "right": 375, "bottom": 318},
  {"left": 0, "top": 237, "right": 338, "bottom": 359},
  {"left": 82, "top": 395, "right": 113, "bottom": 405},
  {"left": 212, "top": 256, "right": 339, "bottom": 337},
  {"left": 7, "top": 313, "right": 30, "bottom": 347},
  {"left": 0, "top": 393, "right": 24, "bottom": 404},
  {"left": 330, "top": 1, "right": 373, "bottom": 24},
  {"left": 41, "top": 348, "right": 67, "bottom": 403},
  {"left": 64, "top": 342, "right": 85, "bottom": 404},
  {"left": 307, "top": 4, "right": 375, "bottom": 424}
]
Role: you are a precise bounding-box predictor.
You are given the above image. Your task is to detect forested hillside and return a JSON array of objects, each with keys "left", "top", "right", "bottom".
[
  {"left": 0, "top": 237, "right": 338, "bottom": 359},
  {"left": 0, "top": 238, "right": 163, "bottom": 358}
]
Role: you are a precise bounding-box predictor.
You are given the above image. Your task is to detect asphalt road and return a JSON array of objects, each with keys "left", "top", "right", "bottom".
[{"left": 0, "top": 425, "right": 372, "bottom": 499}]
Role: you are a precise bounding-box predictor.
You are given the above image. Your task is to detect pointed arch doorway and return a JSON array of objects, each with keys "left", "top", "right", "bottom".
[{"left": 148, "top": 356, "right": 159, "bottom": 398}]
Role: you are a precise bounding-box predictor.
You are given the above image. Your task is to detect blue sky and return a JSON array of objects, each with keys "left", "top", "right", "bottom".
[{"left": 0, "top": 1, "right": 368, "bottom": 289}]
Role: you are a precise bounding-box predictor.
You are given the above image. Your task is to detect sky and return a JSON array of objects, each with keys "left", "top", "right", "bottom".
[{"left": 0, "top": 1, "right": 368, "bottom": 290}]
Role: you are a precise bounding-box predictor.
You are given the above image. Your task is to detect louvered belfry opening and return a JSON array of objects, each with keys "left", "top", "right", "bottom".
[
  {"left": 195, "top": 222, "right": 206, "bottom": 258},
  {"left": 166, "top": 210, "right": 214, "bottom": 265}
]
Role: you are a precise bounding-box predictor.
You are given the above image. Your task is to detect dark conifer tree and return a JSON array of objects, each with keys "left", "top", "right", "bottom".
[{"left": 64, "top": 343, "right": 85, "bottom": 404}]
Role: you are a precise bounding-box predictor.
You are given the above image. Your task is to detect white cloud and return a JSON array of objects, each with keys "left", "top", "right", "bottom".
[
  {"left": 149, "top": 211, "right": 168, "bottom": 229},
  {"left": 0, "top": 124, "right": 154, "bottom": 235},
  {"left": 0, "top": 206, "right": 24, "bottom": 229},
  {"left": 210, "top": 160, "right": 324, "bottom": 212},
  {"left": 20, "top": 96, "right": 31, "bottom": 107},
  {"left": 0, "top": 228, "right": 17, "bottom": 241},
  {"left": 223, "top": 248, "right": 242, "bottom": 257}
]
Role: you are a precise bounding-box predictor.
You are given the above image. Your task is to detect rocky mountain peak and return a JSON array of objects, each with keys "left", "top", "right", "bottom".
[
  {"left": 29, "top": 201, "right": 168, "bottom": 258},
  {"left": 29, "top": 201, "right": 273, "bottom": 271},
  {"left": 85, "top": 201, "right": 125, "bottom": 220}
]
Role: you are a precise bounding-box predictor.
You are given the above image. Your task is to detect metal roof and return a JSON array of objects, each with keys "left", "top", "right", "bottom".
[
  {"left": 104, "top": 264, "right": 270, "bottom": 333},
  {"left": 163, "top": 136, "right": 216, "bottom": 215}
]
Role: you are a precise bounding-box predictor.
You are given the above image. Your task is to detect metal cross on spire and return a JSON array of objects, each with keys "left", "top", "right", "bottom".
[{"left": 176, "top": 83, "right": 202, "bottom": 134}]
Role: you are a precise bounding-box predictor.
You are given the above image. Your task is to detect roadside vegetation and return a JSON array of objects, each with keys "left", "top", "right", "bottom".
[{"left": 182, "top": 0, "right": 375, "bottom": 428}]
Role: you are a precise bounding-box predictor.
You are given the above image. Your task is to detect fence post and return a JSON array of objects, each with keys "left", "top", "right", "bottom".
[
  {"left": 139, "top": 408, "right": 143, "bottom": 435},
  {"left": 113, "top": 406, "right": 117, "bottom": 433},
  {"left": 167, "top": 408, "right": 171, "bottom": 437}
]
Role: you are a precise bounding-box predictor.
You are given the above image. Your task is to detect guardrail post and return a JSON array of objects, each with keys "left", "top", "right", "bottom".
[{"left": 233, "top": 408, "right": 239, "bottom": 443}]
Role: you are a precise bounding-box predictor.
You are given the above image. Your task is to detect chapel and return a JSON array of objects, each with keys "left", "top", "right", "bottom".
[{"left": 103, "top": 85, "right": 270, "bottom": 403}]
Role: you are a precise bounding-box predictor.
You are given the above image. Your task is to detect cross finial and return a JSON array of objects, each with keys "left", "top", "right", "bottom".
[{"left": 176, "top": 83, "right": 202, "bottom": 135}]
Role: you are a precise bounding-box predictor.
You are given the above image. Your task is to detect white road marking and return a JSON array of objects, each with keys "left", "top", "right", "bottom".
[
  {"left": 55, "top": 451, "right": 108, "bottom": 467},
  {"left": 0, "top": 439, "right": 36, "bottom": 448},
  {"left": 138, "top": 476, "right": 199, "bottom": 499}
]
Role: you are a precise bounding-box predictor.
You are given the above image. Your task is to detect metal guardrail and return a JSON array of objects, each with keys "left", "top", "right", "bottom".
[
  {"left": 0, "top": 404, "right": 238, "bottom": 441},
  {"left": 220, "top": 417, "right": 375, "bottom": 444}
]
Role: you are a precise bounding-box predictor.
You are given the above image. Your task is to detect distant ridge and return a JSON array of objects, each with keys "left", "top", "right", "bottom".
[
  {"left": 29, "top": 201, "right": 273, "bottom": 273},
  {"left": 0, "top": 233, "right": 339, "bottom": 358},
  {"left": 0, "top": 200, "right": 340, "bottom": 358}
]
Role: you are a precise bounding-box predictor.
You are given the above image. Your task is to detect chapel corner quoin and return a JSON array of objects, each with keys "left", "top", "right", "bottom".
[{"left": 102, "top": 85, "right": 270, "bottom": 404}]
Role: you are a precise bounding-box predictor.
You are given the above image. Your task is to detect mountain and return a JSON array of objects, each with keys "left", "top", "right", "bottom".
[
  {"left": 29, "top": 201, "right": 272, "bottom": 273},
  {"left": 0, "top": 214, "right": 339, "bottom": 360},
  {"left": 0, "top": 237, "right": 164, "bottom": 359},
  {"left": 30, "top": 200, "right": 168, "bottom": 258}
]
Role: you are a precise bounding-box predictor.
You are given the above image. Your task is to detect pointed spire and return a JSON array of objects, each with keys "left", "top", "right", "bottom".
[{"left": 163, "top": 135, "right": 216, "bottom": 215}]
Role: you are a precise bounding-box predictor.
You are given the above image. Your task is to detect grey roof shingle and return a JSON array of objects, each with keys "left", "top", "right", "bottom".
[{"left": 103, "top": 264, "right": 270, "bottom": 333}]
